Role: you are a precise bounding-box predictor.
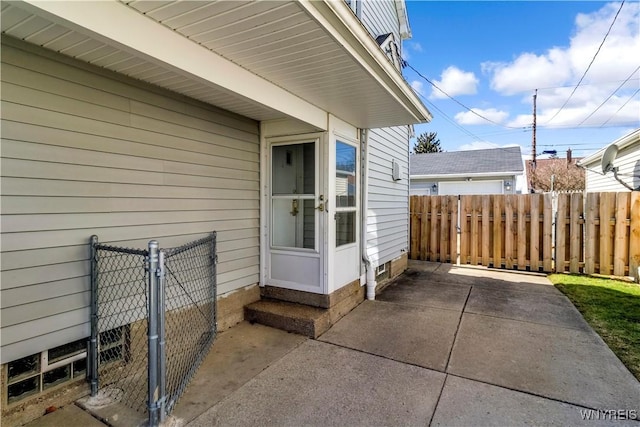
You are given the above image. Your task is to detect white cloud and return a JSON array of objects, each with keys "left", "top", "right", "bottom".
[
  {"left": 454, "top": 108, "right": 509, "bottom": 125},
  {"left": 482, "top": 49, "right": 572, "bottom": 95},
  {"left": 484, "top": 2, "right": 640, "bottom": 128},
  {"left": 457, "top": 141, "right": 522, "bottom": 151},
  {"left": 457, "top": 141, "right": 500, "bottom": 151},
  {"left": 411, "top": 80, "right": 425, "bottom": 96},
  {"left": 410, "top": 42, "right": 424, "bottom": 53},
  {"left": 430, "top": 66, "right": 479, "bottom": 99}
]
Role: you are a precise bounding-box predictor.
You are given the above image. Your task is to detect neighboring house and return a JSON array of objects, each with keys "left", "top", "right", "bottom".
[
  {"left": 526, "top": 149, "right": 585, "bottom": 193},
  {"left": 0, "top": 0, "right": 430, "bottom": 422},
  {"left": 409, "top": 147, "right": 523, "bottom": 195},
  {"left": 578, "top": 128, "right": 640, "bottom": 192}
]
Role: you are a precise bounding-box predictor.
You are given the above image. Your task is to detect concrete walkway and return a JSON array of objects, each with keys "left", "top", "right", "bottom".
[{"left": 29, "top": 261, "right": 640, "bottom": 426}]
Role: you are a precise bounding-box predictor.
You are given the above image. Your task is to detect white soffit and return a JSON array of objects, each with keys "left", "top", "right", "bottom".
[{"left": 1, "top": 0, "right": 431, "bottom": 129}]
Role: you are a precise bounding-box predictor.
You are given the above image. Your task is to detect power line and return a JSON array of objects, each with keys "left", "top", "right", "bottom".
[
  {"left": 599, "top": 87, "right": 640, "bottom": 127},
  {"left": 522, "top": 142, "right": 612, "bottom": 148},
  {"left": 405, "top": 61, "right": 529, "bottom": 130},
  {"left": 408, "top": 86, "right": 485, "bottom": 140},
  {"left": 533, "top": 78, "right": 640, "bottom": 92},
  {"left": 544, "top": 0, "right": 626, "bottom": 125},
  {"left": 538, "top": 120, "right": 640, "bottom": 130},
  {"left": 411, "top": 93, "right": 533, "bottom": 158},
  {"left": 577, "top": 65, "right": 640, "bottom": 126}
]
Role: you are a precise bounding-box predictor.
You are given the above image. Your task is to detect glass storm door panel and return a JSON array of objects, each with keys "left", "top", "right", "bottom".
[
  {"left": 269, "top": 140, "right": 323, "bottom": 293},
  {"left": 271, "top": 143, "right": 316, "bottom": 249}
]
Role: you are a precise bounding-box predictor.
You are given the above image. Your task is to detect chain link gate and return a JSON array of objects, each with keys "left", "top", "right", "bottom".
[{"left": 89, "top": 233, "right": 217, "bottom": 426}]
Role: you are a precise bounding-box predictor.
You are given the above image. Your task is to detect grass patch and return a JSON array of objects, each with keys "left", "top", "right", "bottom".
[{"left": 548, "top": 274, "right": 640, "bottom": 381}]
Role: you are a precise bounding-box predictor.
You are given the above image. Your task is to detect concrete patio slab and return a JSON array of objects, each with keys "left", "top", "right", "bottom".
[
  {"left": 78, "top": 322, "right": 306, "bottom": 427},
  {"left": 431, "top": 375, "right": 638, "bottom": 427},
  {"left": 189, "top": 340, "right": 446, "bottom": 427},
  {"left": 378, "top": 275, "right": 470, "bottom": 312},
  {"left": 318, "top": 300, "right": 460, "bottom": 371},
  {"left": 173, "top": 322, "right": 306, "bottom": 424},
  {"left": 465, "top": 286, "right": 591, "bottom": 330},
  {"left": 448, "top": 313, "right": 640, "bottom": 412},
  {"left": 24, "top": 404, "right": 106, "bottom": 427},
  {"left": 407, "top": 261, "right": 559, "bottom": 295}
]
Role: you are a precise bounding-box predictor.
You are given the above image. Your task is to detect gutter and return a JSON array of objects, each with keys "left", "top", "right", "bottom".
[
  {"left": 411, "top": 171, "right": 523, "bottom": 179},
  {"left": 360, "top": 129, "right": 376, "bottom": 300}
]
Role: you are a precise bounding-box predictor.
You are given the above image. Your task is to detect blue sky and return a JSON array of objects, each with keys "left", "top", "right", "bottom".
[{"left": 403, "top": 1, "right": 640, "bottom": 160}]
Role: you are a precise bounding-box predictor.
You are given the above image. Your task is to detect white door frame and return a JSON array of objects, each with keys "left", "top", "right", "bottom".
[
  {"left": 261, "top": 133, "right": 328, "bottom": 294},
  {"left": 329, "top": 131, "right": 361, "bottom": 294}
]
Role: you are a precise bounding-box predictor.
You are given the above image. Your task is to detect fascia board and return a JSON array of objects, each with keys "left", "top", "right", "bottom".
[
  {"left": 299, "top": 0, "right": 432, "bottom": 124},
  {"left": 18, "top": 0, "right": 328, "bottom": 130}
]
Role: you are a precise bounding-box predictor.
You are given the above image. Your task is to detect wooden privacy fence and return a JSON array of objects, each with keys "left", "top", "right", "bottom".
[{"left": 409, "top": 192, "right": 640, "bottom": 278}]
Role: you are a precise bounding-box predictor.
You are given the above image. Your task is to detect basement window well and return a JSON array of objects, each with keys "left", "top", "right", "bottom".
[{"left": 4, "top": 326, "right": 126, "bottom": 405}]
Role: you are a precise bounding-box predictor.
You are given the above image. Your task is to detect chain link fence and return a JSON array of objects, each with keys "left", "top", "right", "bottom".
[
  {"left": 89, "top": 233, "right": 217, "bottom": 426},
  {"left": 163, "top": 235, "right": 217, "bottom": 414}
]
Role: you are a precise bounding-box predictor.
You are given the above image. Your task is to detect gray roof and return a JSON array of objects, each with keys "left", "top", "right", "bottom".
[{"left": 410, "top": 146, "right": 524, "bottom": 176}]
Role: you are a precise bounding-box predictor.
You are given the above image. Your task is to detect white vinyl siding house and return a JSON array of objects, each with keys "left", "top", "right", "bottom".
[
  {"left": 360, "top": 0, "right": 413, "bottom": 270},
  {"left": 366, "top": 126, "right": 411, "bottom": 267},
  {"left": 0, "top": 1, "right": 431, "bottom": 420},
  {"left": 579, "top": 129, "right": 640, "bottom": 192},
  {"left": 1, "top": 40, "right": 260, "bottom": 363}
]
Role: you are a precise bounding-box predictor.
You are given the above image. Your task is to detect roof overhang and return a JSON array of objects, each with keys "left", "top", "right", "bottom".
[
  {"left": 578, "top": 128, "right": 640, "bottom": 167},
  {"left": 1, "top": 0, "right": 431, "bottom": 130}
]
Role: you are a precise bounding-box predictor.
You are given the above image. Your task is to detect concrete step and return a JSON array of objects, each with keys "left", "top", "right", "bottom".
[{"left": 244, "top": 300, "right": 331, "bottom": 338}]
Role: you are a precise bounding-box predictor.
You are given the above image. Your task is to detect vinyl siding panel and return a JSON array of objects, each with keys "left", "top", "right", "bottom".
[
  {"left": 584, "top": 143, "right": 640, "bottom": 192},
  {"left": 361, "top": 0, "right": 401, "bottom": 42},
  {"left": 366, "top": 126, "right": 410, "bottom": 266},
  {"left": 0, "top": 40, "right": 260, "bottom": 363}
]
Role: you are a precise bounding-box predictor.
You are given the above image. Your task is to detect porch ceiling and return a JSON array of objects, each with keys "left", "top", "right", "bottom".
[{"left": 1, "top": 0, "right": 431, "bottom": 130}]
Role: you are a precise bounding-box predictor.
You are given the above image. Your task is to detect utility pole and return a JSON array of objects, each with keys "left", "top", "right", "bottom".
[{"left": 532, "top": 89, "right": 537, "bottom": 170}]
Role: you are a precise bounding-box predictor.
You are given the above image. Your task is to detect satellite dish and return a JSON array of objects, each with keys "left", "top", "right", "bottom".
[{"left": 601, "top": 144, "right": 619, "bottom": 174}]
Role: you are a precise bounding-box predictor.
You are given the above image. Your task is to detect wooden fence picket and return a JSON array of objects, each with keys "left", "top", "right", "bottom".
[
  {"left": 613, "top": 192, "right": 630, "bottom": 276},
  {"left": 449, "top": 195, "right": 459, "bottom": 264},
  {"left": 493, "top": 195, "right": 503, "bottom": 268},
  {"left": 420, "top": 196, "right": 430, "bottom": 261},
  {"left": 600, "top": 192, "right": 615, "bottom": 275},
  {"left": 504, "top": 195, "right": 515, "bottom": 269},
  {"left": 542, "top": 193, "right": 553, "bottom": 272},
  {"left": 530, "top": 194, "right": 540, "bottom": 272},
  {"left": 555, "top": 194, "right": 568, "bottom": 273},
  {"left": 584, "top": 192, "right": 598, "bottom": 274},
  {"left": 629, "top": 192, "right": 640, "bottom": 280},
  {"left": 569, "top": 193, "right": 583, "bottom": 273}
]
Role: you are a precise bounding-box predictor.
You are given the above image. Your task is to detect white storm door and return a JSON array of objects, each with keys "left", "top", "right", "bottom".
[{"left": 268, "top": 139, "right": 324, "bottom": 293}]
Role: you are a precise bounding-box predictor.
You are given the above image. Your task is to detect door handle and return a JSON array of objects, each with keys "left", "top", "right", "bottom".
[
  {"left": 317, "top": 201, "right": 328, "bottom": 212},
  {"left": 290, "top": 199, "right": 299, "bottom": 216}
]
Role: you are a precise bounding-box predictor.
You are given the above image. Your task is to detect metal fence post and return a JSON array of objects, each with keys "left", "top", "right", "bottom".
[
  {"left": 158, "top": 249, "right": 167, "bottom": 423},
  {"left": 211, "top": 232, "right": 217, "bottom": 335},
  {"left": 89, "top": 235, "right": 99, "bottom": 396},
  {"left": 147, "top": 241, "right": 160, "bottom": 427}
]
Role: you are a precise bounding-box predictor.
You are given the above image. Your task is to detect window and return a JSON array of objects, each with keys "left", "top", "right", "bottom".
[
  {"left": 5, "top": 327, "right": 126, "bottom": 405},
  {"left": 336, "top": 141, "right": 357, "bottom": 246}
]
